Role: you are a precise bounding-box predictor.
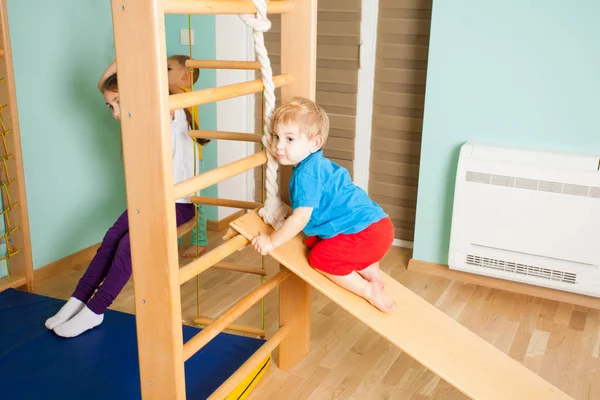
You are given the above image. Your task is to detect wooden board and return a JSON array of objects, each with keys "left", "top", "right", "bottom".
[{"left": 230, "top": 210, "right": 572, "bottom": 400}]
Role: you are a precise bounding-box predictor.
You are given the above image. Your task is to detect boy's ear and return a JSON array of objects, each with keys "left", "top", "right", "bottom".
[{"left": 311, "top": 135, "right": 323, "bottom": 151}]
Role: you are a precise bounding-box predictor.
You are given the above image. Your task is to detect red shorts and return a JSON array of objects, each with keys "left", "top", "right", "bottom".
[{"left": 305, "top": 217, "right": 394, "bottom": 276}]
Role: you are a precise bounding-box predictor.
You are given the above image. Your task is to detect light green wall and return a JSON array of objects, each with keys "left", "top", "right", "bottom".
[
  {"left": 8, "top": 2, "right": 216, "bottom": 269},
  {"left": 413, "top": 1, "right": 600, "bottom": 264},
  {"left": 9, "top": 0, "right": 125, "bottom": 269}
]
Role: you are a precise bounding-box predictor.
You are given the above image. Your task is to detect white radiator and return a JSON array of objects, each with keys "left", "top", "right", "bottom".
[{"left": 448, "top": 142, "right": 600, "bottom": 297}]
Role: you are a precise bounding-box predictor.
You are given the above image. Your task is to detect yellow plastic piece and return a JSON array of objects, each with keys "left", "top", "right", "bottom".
[{"left": 226, "top": 355, "right": 271, "bottom": 400}]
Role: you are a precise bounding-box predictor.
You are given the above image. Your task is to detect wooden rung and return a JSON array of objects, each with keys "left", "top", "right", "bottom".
[
  {"left": 174, "top": 151, "right": 267, "bottom": 200},
  {"left": 179, "top": 234, "right": 249, "bottom": 285},
  {"left": 212, "top": 261, "right": 267, "bottom": 276},
  {"left": 207, "top": 325, "right": 291, "bottom": 400},
  {"left": 191, "top": 196, "right": 262, "bottom": 210},
  {"left": 176, "top": 217, "right": 197, "bottom": 237},
  {"left": 169, "top": 74, "right": 293, "bottom": 111},
  {"left": 223, "top": 227, "right": 239, "bottom": 241},
  {"left": 164, "top": 0, "right": 294, "bottom": 15},
  {"left": 190, "top": 130, "right": 263, "bottom": 143},
  {"left": 194, "top": 316, "right": 267, "bottom": 337},
  {"left": 183, "top": 269, "right": 291, "bottom": 360},
  {"left": 0, "top": 276, "right": 26, "bottom": 293},
  {"left": 185, "top": 60, "right": 261, "bottom": 70},
  {"left": 0, "top": 49, "right": 4, "bottom": 57}
]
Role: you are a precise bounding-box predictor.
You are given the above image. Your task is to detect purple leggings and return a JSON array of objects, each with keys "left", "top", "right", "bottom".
[{"left": 72, "top": 203, "right": 195, "bottom": 314}]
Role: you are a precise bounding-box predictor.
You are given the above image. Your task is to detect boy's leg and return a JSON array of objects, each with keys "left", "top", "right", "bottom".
[
  {"left": 45, "top": 210, "right": 129, "bottom": 330},
  {"left": 182, "top": 203, "right": 207, "bottom": 258},
  {"left": 351, "top": 217, "right": 394, "bottom": 290},
  {"left": 318, "top": 270, "right": 396, "bottom": 313},
  {"left": 308, "top": 237, "right": 396, "bottom": 313},
  {"left": 356, "top": 262, "right": 385, "bottom": 290}
]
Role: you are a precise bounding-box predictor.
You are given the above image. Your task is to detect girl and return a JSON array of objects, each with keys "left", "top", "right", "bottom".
[
  {"left": 167, "top": 54, "right": 210, "bottom": 259},
  {"left": 45, "top": 60, "right": 197, "bottom": 337}
]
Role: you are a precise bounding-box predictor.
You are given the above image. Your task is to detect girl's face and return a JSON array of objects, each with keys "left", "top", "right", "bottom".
[{"left": 103, "top": 90, "right": 120, "bottom": 121}]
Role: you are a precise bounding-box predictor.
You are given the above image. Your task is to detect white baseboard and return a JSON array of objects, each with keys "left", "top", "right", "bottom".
[{"left": 392, "top": 238, "right": 413, "bottom": 249}]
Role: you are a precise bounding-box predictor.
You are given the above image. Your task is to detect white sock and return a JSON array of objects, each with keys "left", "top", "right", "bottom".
[
  {"left": 53, "top": 306, "right": 104, "bottom": 338},
  {"left": 45, "top": 297, "right": 85, "bottom": 330}
]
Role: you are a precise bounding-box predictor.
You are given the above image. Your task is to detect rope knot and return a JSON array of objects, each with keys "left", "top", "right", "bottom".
[
  {"left": 259, "top": 197, "right": 288, "bottom": 229},
  {"left": 239, "top": 14, "right": 272, "bottom": 33}
]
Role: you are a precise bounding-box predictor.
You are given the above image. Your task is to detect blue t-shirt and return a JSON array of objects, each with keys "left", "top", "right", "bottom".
[{"left": 289, "top": 150, "right": 388, "bottom": 239}]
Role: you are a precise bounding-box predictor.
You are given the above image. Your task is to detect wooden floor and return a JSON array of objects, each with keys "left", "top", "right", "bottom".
[{"left": 34, "top": 229, "right": 600, "bottom": 400}]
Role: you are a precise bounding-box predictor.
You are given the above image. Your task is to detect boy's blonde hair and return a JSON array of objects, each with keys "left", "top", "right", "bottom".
[
  {"left": 270, "top": 97, "right": 329, "bottom": 146},
  {"left": 168, "top": 55, "right": 199, "bottom": 84}
]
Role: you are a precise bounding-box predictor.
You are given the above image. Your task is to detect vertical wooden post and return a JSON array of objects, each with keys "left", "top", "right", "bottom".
[
  {"left": 278, "top": 0, "right": 317, "bottom": 370},
  {"left": 0, "top": 1, "right": 34, "bottom": 291},
  {"left": 110, "top": 1, "right": 185, "bottom": 399},
  {"left": 279, "top": 0, "right": 317, "bottom": 204},
  {"left": 278, "top": 272, "right": 311, "bottom": 369}
]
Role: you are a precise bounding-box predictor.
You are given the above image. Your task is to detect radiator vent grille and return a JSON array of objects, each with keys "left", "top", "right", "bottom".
[
  {"left": 465, "top": 171, "right": 600, "bottom": 199},
  {"left": 465, "top": 254, "right": 577, "bottom": 284}
]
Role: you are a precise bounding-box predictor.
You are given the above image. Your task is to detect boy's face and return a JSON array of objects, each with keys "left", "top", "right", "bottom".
[
  {"left": 167, "top": 59, "right": 190, "bottom": 88},
  {"left": 103, "top": 90, "right": 120, "bottom": 121},
  {"left": 273, "top": 122, "right": 322, "bottom": 166}
]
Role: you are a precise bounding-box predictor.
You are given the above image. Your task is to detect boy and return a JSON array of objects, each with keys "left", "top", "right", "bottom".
[
  {"left": 167, "top": 54, "right": 209, "bottom": 258},
  {"left": 251, "top": 97, "right": 396, "bottom": 312}
]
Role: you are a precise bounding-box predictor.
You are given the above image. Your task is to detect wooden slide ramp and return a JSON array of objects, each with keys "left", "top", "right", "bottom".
[{"left": 230, "top": 210, "right": 572, "bottom": 400}]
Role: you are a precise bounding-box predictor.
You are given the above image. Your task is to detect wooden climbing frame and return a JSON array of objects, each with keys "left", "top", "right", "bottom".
[{"left": 110, "top": 0, "right": 316, "bottom": 398}]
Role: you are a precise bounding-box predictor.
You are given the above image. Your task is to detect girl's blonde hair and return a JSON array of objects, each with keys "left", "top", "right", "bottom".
[{"left": 270, "top": 97, "right": 329, "bottom": 145}]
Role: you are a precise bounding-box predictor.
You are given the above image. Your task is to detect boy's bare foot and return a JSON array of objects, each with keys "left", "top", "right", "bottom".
[
  {"left": 181, "top": 245, "right": 206, "bottom": 258},
  {"left": 363, "top": 281, "right": 396, "bottom": 313},
  {"left": 357, "top": 263, "right": 385, "bottom": 290}
]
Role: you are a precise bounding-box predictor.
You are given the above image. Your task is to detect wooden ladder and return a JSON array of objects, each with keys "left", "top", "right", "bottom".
[{"left": 109, "top": 1, "right": 315, "bottom": 399}]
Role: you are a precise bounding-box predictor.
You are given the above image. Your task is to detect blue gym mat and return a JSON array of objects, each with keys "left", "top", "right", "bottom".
[{"left": 0, "top": 288, "right": 267, "bottom": 399}]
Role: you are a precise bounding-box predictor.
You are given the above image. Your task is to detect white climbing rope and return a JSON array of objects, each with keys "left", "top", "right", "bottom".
[{"left": 239, "top": 0, "right": 288, "bottom": 229}]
